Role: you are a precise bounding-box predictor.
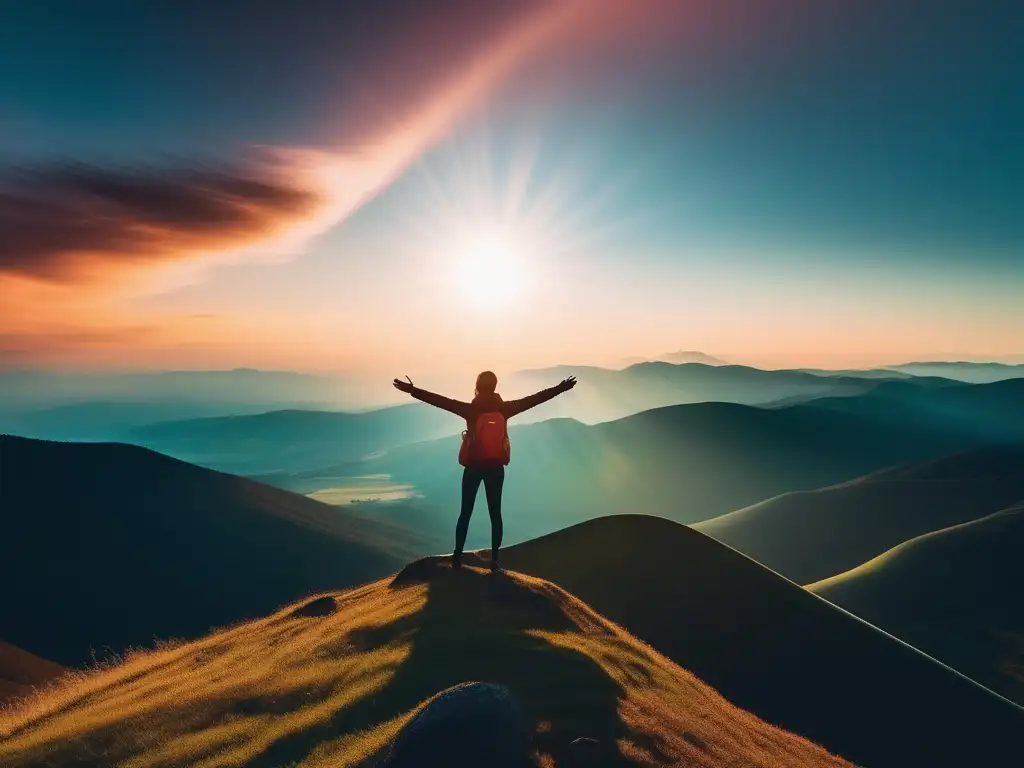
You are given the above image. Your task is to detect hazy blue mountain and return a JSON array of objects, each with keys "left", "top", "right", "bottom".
[
  {"left": 116, "top": 362, "right": 945, "bottom": 475},
  {"left": 0, "top": 434, "right": 432, "bottom": 666},
  {"left": 887, "top": 361, "right": 1024, "bottom": 383},
  {"left": 802, "top": 377, "right": 1024, "bottom": 442},
  {"left": 810, "top": 501, "right": 1024, "bottom": 706},
  {"left": 796, "top": 367, "right": 915, "bottom": 379},
  {"left": 344, "top": 398, "right": 997, "bottom": 548},
  {"left": 0, "top": 369, "right": 367, "bottom": 410},
  {"left": 0, "top": 401, "right": 292, "bottom": 442},
  {"left": 618, "top": 350, "right": 730, "bottom": 367},
  {"left": 505, "top": 361, "right": 898, "bottom": 423},
  {"left": 130, "top": 402, "right": 461, "bottom": 474},
  {"left": 696, "top": 446, "right": 1024, "bottom": 584}
]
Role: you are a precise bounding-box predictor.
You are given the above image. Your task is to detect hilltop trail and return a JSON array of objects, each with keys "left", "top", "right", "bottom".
[{"left": 0, "top": 560, "right": 849, "bottom": 768}]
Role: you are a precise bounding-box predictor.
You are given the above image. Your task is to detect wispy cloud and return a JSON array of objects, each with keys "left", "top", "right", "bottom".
[
  {"left": 0, "top": 157, "right": 320, "bottom": 281},
  {"left": 0, "top": 1, "right": 583, "bottom": 292}
]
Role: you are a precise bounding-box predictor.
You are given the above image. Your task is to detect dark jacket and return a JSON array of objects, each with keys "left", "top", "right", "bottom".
[{"left": 409, "top": 385, "right": 566, "bottom": 433}]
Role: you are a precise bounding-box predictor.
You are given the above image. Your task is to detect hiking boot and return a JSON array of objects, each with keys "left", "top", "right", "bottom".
[
  {"left": 451, "top": 553, "right": 462, "bottom": 570},
  {"left": 489, "top": 559, "right": 500, "bottom": 573}
]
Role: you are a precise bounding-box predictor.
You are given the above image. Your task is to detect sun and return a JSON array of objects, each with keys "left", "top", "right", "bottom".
[{"left": 455, "top": 234, "right": 523, "bottom": 308}]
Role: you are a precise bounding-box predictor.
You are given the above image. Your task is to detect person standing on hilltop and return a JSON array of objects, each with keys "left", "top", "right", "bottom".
[{"left": 392, "top": 370, "right": 577, "bottom": 572}]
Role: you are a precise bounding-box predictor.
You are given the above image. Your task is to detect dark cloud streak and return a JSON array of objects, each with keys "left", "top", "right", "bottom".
[{"left": 0, "top": 158, "right": 322, "bottom": 281}]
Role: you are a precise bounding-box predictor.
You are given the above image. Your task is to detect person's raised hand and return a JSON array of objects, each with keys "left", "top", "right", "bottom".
[
  {"left": 393, "top": 376, "right": 415, "bottom": 394},
  {"left": 559, "top": 376, "right": 577, "bottom": 392}
]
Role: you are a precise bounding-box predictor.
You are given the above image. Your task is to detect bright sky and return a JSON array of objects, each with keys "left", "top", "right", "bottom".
[{"left": 1, "top": 0, "right": 1021, "bottom": 375}]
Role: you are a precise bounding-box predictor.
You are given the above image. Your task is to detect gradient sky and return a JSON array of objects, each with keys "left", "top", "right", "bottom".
[{"left": 1, "top": 0, "right": 1021, "bottom": 377}]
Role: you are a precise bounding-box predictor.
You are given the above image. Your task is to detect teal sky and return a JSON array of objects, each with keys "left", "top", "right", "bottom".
[{"left": 1, "top": 0, "right": 1020, "bottom": 374}]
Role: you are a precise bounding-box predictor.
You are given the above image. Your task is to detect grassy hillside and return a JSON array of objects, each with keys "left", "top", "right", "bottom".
[
  {"left": 359, "top": 398, "right": 990, "bottom": 548},
  {"left": 128, "top": 402, "right": 459, "bottom": 474},
  {"left": 0, "top": 435, "right": 433, "bottom": 667},
  {"left": 0, "top": 565, "right": 851, "bottom": 768},
  {"left": 694, "top": 446, "right": 1024, "bottom": 584},
  {"left": 0, "top": 643, "right": 65, "bottom": 705},
  {"left": 809, "top": 502, "right": 1024, "bottom": 705},
  {"left": 501, "top": 515, "right": 1024, "bottom": 768}
]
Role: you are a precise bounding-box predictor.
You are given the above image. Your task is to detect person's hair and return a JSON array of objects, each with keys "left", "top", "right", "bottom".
[{"left": 475, "top": 370, "right": 498, "bottom": 397}]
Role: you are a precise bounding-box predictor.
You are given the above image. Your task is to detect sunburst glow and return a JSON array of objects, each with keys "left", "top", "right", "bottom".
[{"left": 455, "top": 234, "right": 524, "bottom": 308}]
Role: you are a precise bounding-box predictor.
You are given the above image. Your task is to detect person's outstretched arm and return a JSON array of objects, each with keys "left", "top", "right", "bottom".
[
  {"left": 393, "top": 377, "right": 471, "bottom": 418},
  {"left": 503, "top": 376, "right": 577, "bottom": 418}
]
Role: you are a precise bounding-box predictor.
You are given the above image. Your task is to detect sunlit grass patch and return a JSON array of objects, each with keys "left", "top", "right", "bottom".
[{"left": 0, "top": 566, "right": 850, "bottom": 768}]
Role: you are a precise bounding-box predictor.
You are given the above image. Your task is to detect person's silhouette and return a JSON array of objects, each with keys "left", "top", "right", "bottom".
[{"left": 393, "top": 371, "right": 576, "bottom": 570}]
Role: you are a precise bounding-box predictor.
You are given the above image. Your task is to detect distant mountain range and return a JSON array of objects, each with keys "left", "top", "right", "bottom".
[
  {"left": 101, "top": 362, "right": 948, "bottom": 474},
  {"left": 0, "top": 368, "right": 359, "bottom": 409},
  {"left": 0, "top": 400, "right": 297, "bottom": 442},
  {"left": 695, "top": 445, "right": 1024, "bottom": 584},
  {"left": 801, "top": 377, "right": 1024, "bottom": 443},
  {"left": 128, "top": 402, "right": 461, "bottom": 474},
  {"left": 616, "top": 350, "right": 729, "bottom": 367},
  {"left": 500, "top": 361, "right": 930, "bottom": 423},
  {"left": 349, "top": 389, "right": 1013, "bottom": 547},
  {"left": 886, "top": 361, "right": 1024, "bottom": 383},
  {"left": 810, "top": 501, "right": 1024, "bottom": 707},
  {"left": 0, "top": 435, "right": 434, "bottom": 666}
]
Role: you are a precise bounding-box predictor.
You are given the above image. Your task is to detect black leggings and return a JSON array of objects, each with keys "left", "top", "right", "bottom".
[{"left": 455, "top": 465, "right": 505, "bottom": 560}]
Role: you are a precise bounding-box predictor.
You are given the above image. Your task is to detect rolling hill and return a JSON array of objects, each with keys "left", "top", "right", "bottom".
[
  {"left": 353, "top": 398, "right": 994, "bottom": 548},
  {"left": 0, "top": 435, "right": 434, "bottom": 667},
  {"left": 617, "top": 350, "right": 730, "bottom": 367},
  {"left": 694, "top": 446, "right": 1024, "bottom": 584},
  {"left": 801, "top": 377, "right": 1024, "bottom": 443},
  {"left": 0, "top": 368, "right": 358, "bottom": 411},
  {"left": 128, "top": 402, "right": 460, "bottom": 474},
  {"left": 888, "top": 361, "right": 1024, "bottom": 383},
  {"left": 501, "top": 515, "right": 1024, "bottom": 768},
  {"left": 0, "top": 564, "right": 852, "bottom": 768},
  {"left": 122, "top": 363, "right": 968, "bottom": 476},
  {"left": 0, "top": 401, "right": 295, "bottom": 443},
  {"left": 809, "top": 501, "right": 1024, "bottom": 706},
  {"left": 0, "top": 643, "right": 65, "bottom": 705},
  {"left": 506, "top": 361, "right": 907, "bottom": 424}
]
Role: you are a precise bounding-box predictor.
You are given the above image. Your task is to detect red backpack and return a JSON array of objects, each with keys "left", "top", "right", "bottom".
[{"left": 459, "top": 410, "right": 510, "bottom": 466}]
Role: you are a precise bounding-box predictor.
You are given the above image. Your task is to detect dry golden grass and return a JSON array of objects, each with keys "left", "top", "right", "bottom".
[
  {"left": 0, "top": 642, "right": 67, "bottom": 705},
  {"left": 0, "top": 563, "right": 851, "bottom": 768}
]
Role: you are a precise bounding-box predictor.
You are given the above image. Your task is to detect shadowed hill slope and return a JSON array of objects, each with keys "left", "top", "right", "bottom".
[
  {"left": 810, "top": 502, "right": 1024, "bottom": 706},
  {"left": 0, "top": 564, "right": 851, "bottom": 768},
  {"left": 501, "top": 515, "right": 1024, "bottom": 768},
  {"left": 0, "top": 435, "right": 430, "bottom": 667},
  {"left": 694, "top": 446, "right": 1024, "bottom": 584},
  {"left": 0, "top": 643, "right": 65, "bottom": 705}
]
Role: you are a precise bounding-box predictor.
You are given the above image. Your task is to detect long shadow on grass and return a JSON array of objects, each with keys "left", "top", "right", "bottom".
[{"left": 251, "top": 559, "right": 669, "bottom": 767}]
